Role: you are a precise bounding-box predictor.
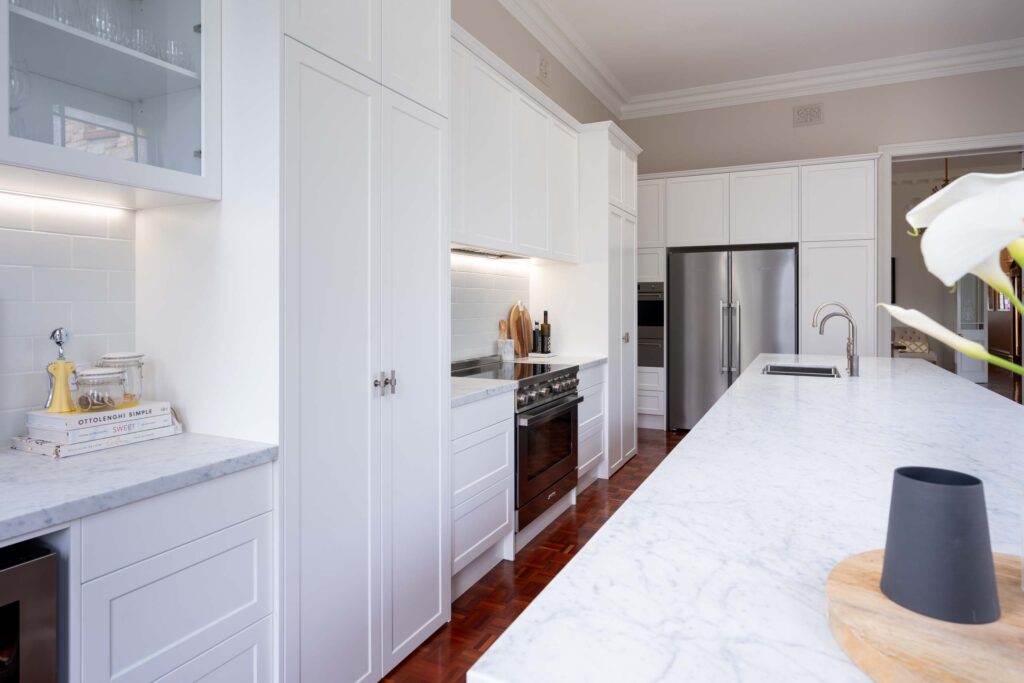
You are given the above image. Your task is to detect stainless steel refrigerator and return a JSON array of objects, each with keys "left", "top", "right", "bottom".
[{"left": 667, "top": 246, "right": 797, "bottom": 430}]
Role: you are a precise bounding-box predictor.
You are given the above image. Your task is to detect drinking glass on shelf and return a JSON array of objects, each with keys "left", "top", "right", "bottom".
[
  {"left": 130, "top": 27, "right": 157, "bottom": 57},
  {"left": 162, "top": 40, "right": 190, "bottom": 69},
  {"left": 51, "top": 0, "right": 79, "bottom": 27},
  {"left": 9, "top": 58, "right": 31, "bottom": 112}
]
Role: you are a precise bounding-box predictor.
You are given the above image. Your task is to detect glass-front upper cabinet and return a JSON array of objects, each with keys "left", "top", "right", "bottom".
[{"left": 1, "top": 0, "right": 220, "bottom": 205}]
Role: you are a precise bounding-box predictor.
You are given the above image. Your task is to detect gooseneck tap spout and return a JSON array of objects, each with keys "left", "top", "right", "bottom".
[
  {"left": 818, "top": 311, "right": 859, "bottom": 377},
  {"left": 811, "top": 301, "right": 853, "bottom": 329}
]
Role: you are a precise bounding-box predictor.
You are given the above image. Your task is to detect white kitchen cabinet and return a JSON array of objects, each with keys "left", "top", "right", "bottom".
[
  {"left": 608, "top": 207, "right": 638, "bottom": 475},
  {"left": 608, "top": 135, "right": 638, "bottom": 214},
  {"left": 801, "top": 160, "right": 876, "bottom": 242},
  {"left": 1, "top": 0, "right": 222, "bottom": 206},
  {"left": 637, "top": 367, "right": 665, "bottom": 428},
  {"left": 155, "top": 617, "right": 272, "bottom": 683},
  {"left": 286, "top": 0, "right": 379, "bottom": 80},
  {"left": 548, "top": 117, "right": 579, "bottom": 261},
  {"left": 578, "top": 378, "right": 605, "bottom": 475},
  {"left": 729, "top": 167, "right": 799, "bottom": 244},
  {"left": 282, "top": 38, "right": 449, "bottom": 681},
  {"left": 637, "top": 247, "right": 665, "bottom": 283},
  {"left": 383, "top": 0, "right": 449, "bottom": 116},
  {"left": 512, "top": 94, "right": 549, "bottom": 256},
  {"left": 800, "top": 240, "right": 877, "bottom": 357},
  {"left": 451, "top": 41, "right": 515, "bottom": 252},
  {"left": 666, "top": 174, "right": 729, "bottom": 247},
  {"left": 637, "top": 179, "right": 665, "bottom": 247}
]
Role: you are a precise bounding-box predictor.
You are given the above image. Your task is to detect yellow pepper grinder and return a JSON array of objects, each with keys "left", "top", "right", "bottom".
[{"left": 45, "top": 327, "right": 76, "bottom": 414}]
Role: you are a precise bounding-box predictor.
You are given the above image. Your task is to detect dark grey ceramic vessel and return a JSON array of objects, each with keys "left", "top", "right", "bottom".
[{"left": 880, "top": 466, "right": 1000, "bottom": 624}]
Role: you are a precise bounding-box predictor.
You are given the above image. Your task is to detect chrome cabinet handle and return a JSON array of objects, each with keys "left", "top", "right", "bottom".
[
  {"left": 373, "top": 371, "right": 386, "bottom": 396},
  {"left": 622, "top": 332, "right": 630, "bottom": 343},
  {"left": 732, "top": 300, "right": 741, "bottom": 373},
  {"left": 388, "top": 370, "right": 397, "bottom": 395},
  {"left": 719, "top": 300, "right": 729, "bottom": 373}
]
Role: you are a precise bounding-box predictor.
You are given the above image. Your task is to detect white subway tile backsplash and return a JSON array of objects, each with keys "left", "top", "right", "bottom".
[
  {"left": 450, "top": 253, "right": 531, "bottom": 361},
  {"left": 0, "top": 192, "right": 134, "bottom": 444},
  {"left": 33, "top": 268, "right": 108, "bottom": 302},
  {"left": 0, "top": 228, "right": 72, "bottom": 267},
  {"left": 0, "top": 266, "right": 32, "bottom": 300},
  {"left": 72, "top": 236, "right": 134, "bottom": 270}
]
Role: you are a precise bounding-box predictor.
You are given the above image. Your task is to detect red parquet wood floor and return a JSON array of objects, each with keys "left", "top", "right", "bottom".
[{"left": 384, "top": 428, "right": 685, "bottom": 683}]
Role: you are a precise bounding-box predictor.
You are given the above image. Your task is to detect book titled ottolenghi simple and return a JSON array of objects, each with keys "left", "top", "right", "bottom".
[{"left": 26, "top": 401, "right": 172, "bottom": 431}]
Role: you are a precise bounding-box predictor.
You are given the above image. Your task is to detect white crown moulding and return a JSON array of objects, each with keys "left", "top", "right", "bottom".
[{"left": 497, "top": 0, "right": 1024, "bottom": 121}]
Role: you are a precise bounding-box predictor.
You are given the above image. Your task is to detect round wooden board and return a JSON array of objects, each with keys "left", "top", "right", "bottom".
[{"left": 827, "top": 550, "right": 1024, "bottom": 683}]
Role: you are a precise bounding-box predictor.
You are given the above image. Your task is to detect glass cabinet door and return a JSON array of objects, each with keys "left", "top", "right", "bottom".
[{"left": 8, "top": 0, "right": 202, "bottom": 175}]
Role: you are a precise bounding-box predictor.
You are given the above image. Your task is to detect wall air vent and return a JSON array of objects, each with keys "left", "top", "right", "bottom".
[{"left": 793, "top": 103, "right": 824, "bottom": 127}]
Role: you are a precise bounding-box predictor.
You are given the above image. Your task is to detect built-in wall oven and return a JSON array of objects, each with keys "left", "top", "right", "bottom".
[{"left": 638, "top": 282, "right": 664, "bottom": 368}]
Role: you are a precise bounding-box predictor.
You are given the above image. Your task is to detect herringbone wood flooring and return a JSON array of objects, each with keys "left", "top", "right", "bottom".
[{"left": 384, "top": 428, "right": 685, "bottom": 683}]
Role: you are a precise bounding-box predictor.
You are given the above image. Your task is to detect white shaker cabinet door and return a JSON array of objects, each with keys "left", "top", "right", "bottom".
[
  {"left": 729, "top": 167, "right": 798, "bottom": 244},
  {"left": 801, "top": 160, "right": 876, "bottom": 242},
  {"left": 637, "top": 247, "right": 665, "bottom": 283},
  {"left": 383, "top": 0, "right": 449, "bottom": 115},
  {"left": 451, "top": 43, "right": 515, "bottom": 251},
  {"left": 666, "top": 174, "right": 729, "bottom": 247},
  {"left": 547, "top": 117, "right": 580, "bottom": 262},
  {"left": 800, "top": 240, "right": 877, "bottom": 358},
  {"left": 282, "top": 39, "right": 382, "bottom": 683},
  {"left": 380, "top": 89, "right": 449, "bottom": 670},
  {"left": 512, "top": 95, "right": 550, "bottom": 256},
  {"left": 637, "top": 179, "right": 665, "bottom": 248},
  {"left": 620, "top": 212, "right": 638, "bottom": 465},
  {"left": 285, "top": 0, "right": 381, "bottom": 82}
]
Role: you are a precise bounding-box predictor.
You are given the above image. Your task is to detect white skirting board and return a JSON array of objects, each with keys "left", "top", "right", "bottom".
[
  {"left": 638, "top": 413, "right": 665, "bottom": 430},
  {"left": 452, "top": 535, "right": 512, "bottom": 601},
  {"left": 514, "top": 487, "right": 576, "bottom": 554}
]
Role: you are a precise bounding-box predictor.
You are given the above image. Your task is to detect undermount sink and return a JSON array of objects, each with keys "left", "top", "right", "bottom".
[{"left": 762, "top": 364, "right": 841, "bottom": 378}]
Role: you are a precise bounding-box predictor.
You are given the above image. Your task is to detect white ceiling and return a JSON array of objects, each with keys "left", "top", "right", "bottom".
[{"left": 499, "top": 0, "right": 1024, "bottom": 118}]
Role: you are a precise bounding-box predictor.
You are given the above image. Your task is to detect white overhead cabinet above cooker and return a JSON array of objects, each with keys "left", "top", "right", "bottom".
[
  {"left": 450, "top": 37, "right": 580, "bottom": 263},
  {"left": 0, "top": 0, "right": 222, "bottom": 207}
]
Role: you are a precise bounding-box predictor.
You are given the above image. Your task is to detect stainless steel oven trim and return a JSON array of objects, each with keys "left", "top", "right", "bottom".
[{"left": 517, "top": 394, "right": 583, "bottom": 426}]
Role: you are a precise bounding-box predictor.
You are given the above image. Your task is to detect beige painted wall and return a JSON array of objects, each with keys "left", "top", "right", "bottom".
[
  {"left": 452, "top": 0, "right": 618, "bottom": 124},
  {"left": 891, "top": 153, "right": 1020, "bottom": 371},
  {"left": 623, "top": 67, "right": 1024, "bottom": 173}
]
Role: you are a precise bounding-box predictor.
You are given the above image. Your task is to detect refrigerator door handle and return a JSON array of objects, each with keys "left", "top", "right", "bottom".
[
  {"left": 732, "top": 300, "right": 741, "bottom": 373},
  {"left": 719, "top": 300, "right": 729, "bottom": 373}
]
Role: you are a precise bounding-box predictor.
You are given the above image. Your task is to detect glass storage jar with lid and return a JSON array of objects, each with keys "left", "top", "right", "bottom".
[
  {"left": 73, "top": 367, "right": 127, "bottom": 412},
  {"left": 96, "top": 352, "right": 144, "bottom": 406}
]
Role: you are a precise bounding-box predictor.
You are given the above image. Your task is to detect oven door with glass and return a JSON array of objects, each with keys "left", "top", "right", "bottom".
[{"left": 516, "top": 393, "right": 581, "bottom": 529}]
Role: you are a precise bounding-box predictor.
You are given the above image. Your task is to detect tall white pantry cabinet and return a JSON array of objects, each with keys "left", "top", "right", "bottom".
[{"left": 281, "top": 1, "right": 451, "bottom": 681}]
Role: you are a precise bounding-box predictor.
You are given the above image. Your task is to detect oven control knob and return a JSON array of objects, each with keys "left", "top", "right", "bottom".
[
  {"left": 550, "top": 381, "right": 562, "bottom": 392},
  {"left": 517, "top": 392, "right": 529, "bottom": 407},
  {"left": 528, "top": 390, "right": 539, "bottom": 401},
  {"left": 538, "top": 387, "right": 551, "bottom": 398}
]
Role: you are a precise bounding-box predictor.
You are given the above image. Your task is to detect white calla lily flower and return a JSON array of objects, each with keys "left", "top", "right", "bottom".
[
  {"left": 878, "top": 304, "right": 1024, "bottom": 375},
  {"left": 908, "top": 171, "right": 1024, "bottom": 293}
]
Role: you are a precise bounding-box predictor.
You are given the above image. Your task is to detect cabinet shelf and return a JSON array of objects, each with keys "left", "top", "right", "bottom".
[{"left": 10, "top": 6, "right": 199, "bottom": 102}]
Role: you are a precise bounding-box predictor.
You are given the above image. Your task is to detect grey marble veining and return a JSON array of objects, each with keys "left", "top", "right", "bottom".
[
  {"left": 469, "top": 355, "right": 1024, "bottom": 683},
  {"left": 451, "top": 377, "right": 517, "bottom": 407},
  {"left": 0, "top": 433, "right": 277, "bottom": 542}
]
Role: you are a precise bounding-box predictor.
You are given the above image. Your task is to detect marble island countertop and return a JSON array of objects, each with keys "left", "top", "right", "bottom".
[
  {"left": 469, "top": 354, "right": 1024, "bottom": 683},
  {"left": 451, "top": 355, "right": 607, "bottom": 407},
  {"left": 0, "top": 432, "right": 277, "bottom": 542}
]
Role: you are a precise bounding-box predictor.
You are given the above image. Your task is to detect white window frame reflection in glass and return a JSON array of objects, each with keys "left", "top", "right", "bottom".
[{"left": 51, "top": 104, "right": 148, "bottom": 164}]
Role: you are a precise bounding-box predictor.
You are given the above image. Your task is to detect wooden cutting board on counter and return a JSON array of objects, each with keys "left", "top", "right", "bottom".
[
  {"left": 826, "top": 549, "right": 1024, "bottom": 683},
  {"left": 508, "top": 303, "right": 532, "bottom": 357}
]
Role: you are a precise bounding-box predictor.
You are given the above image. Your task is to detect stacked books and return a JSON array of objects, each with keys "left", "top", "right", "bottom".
[{"left": 11, "top": 401, "right": 182, "bottom": 458}]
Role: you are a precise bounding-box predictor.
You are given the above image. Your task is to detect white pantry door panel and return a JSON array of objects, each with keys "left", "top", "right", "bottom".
[
  {"left": 382, "top": 0, "right": 449, "bottom": 116},
  {"left": 801, "top": 160, "right": 876, "bottom": 242},
  {"left": 729, "top": 167, "right": 799, "bottom": 244},
  {"left": 666, "top": 174, "right": 729, "bottom": 247},
  {"left": 547, "top": 117, "right": 579, "bottom": 261},
  {"left": 800, "top": 240, "right": 876, "bottom": 358},
  {"left": 512, "top": 95, "right": 549, "bottom": 256},
  {"left": 452, "top": 44, "right": 515, "bottom": 251},
  {"left": 285, "top": 0, "right": 380, "bottom": 81},
  {"left": 637, "top": 247, "right": 664, "bottom": 283},
  {"left": 381, "top": 90, "right": 449, "bottom": 670},
  {"left": 283, "top": 40, "right": 381, "bottom": 683},
  {"left": 606, "top": 208, "right": 624, "bottom": 474},
  {"left": 637, "top": 179, "right": 665, "bottom": 248},
  {"left": 620, "top": 213, "right": 638, "bottom": 464}
]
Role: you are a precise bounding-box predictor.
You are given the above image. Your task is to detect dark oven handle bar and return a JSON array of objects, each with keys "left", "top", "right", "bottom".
[{"left": 518, "top": 394, "right": 584, "bottom": 427}]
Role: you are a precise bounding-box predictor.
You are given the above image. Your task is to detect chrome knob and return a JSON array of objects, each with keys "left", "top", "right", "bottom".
[
  {"left": 528, "top": 390, "right": 539, "bottom": 400},
  {"left": 517, "top": 392, "right": 529, "bottom": 407},
  {"left": 551, "top": 381, "right": 563, "bottom": 392},
  {"left": 538, "top": 387, "right": 551, "bottom": 398}
]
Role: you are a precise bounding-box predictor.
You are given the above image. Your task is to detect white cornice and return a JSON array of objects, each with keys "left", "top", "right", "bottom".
[
  {"left": 496, "top": 0, "right": 629, "bottom": 117},
  {"left": 495, "top": 0, "right": 1024, "bottom": 121},
  {"left": 620, "top": 37, "right": 1024, "bottom": 119}
]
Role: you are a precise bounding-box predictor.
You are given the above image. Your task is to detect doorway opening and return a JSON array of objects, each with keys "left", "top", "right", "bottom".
[{"left": 889, "top": 152, "right": 1023, "bottom": 401}]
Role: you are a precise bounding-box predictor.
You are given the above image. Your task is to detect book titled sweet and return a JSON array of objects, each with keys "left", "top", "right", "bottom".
[
  {"left": 11, "top": 421, "right": 182, "bottom": 459},
  {"left": 28, "top": 413, "right": 174, "bottom": 444},
  {"left": 25, "top": 401, "right": 171, "bottom": 431}
]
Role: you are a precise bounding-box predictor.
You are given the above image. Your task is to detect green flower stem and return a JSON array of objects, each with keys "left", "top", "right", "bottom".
[{"left": 983, "top": 352, "right": 1024, "bottom": 376}]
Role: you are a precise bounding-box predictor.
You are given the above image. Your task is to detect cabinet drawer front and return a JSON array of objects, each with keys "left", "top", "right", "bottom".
[
  {"left": 452, "top": 478, "right": 513, "bottom": 574},
  {"left": 578, "top": 419, "right": 603, "bottom": 474},
  {"left": 578, "top": 382, "right": 604, "bottom": 426},
  {"left": 637, "top": 367, "right": 664, "bottom": 392},
  {"left": 578, "top": 364, "right": 605, "bottom": 391},
  {"left": 452, "top": 419, "right": 514, "bottom": 508},
  {"left": 155, "top": 617, "right": 272, "bottom": 683},
  {"left": 82, "top": 464, "right": 272, "bottom": 582},
  {"left": 83, "top": 514, "right": 272, "bottom": 682},
  {"left": 637, "top": 390, "right": 664, "bottom": 416},
  {"left": 451, "top": 391, "right": 514, "bottom": 440}
]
